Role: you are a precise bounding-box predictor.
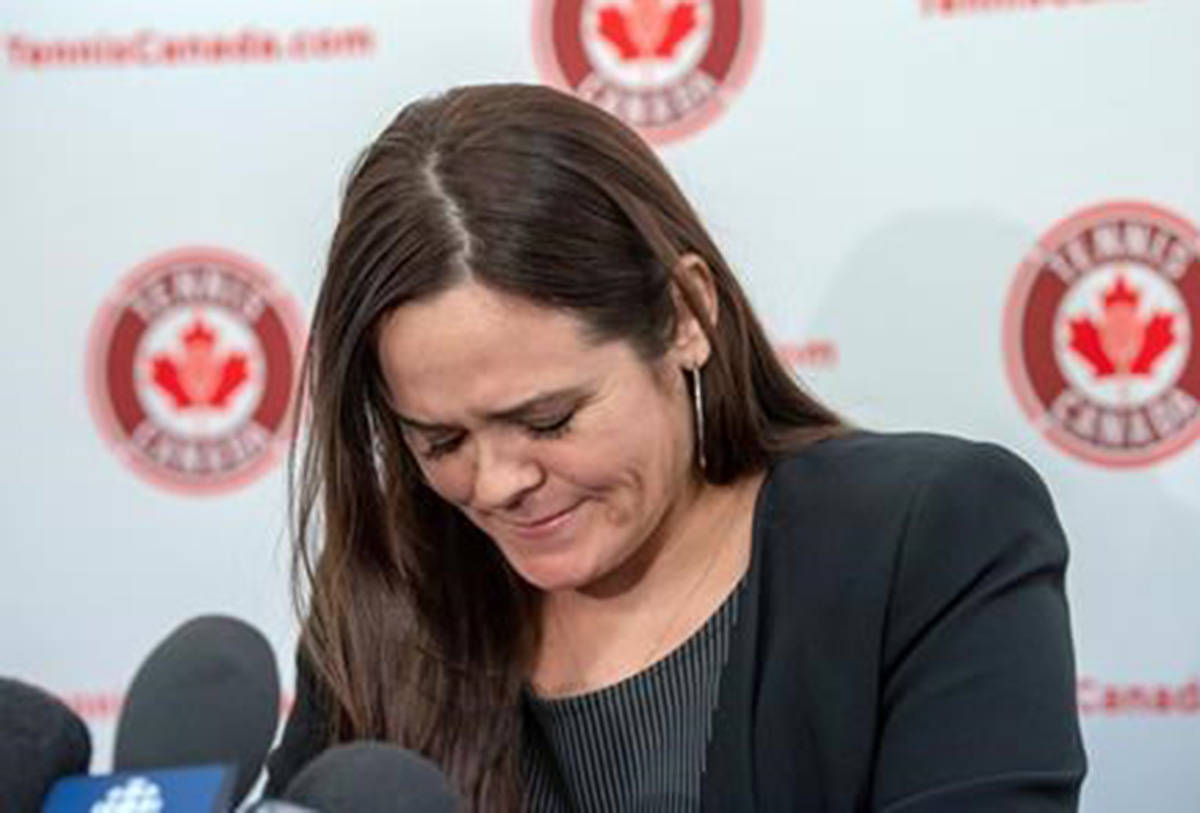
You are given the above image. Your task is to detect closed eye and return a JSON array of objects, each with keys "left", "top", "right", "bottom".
[
  {"left": 420, "top": 431, "right": 465, "bottom": 460},
  {"left": 526, "top": 411, "right": 574, "bottom": 438}
]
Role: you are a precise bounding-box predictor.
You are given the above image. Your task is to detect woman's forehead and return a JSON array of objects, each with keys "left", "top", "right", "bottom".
[
  {"left": 375, "top": 282, "right": 628, "bottom": 417},
  {"left": 378, "top": 282, "right": 589, "bottom": 366}
]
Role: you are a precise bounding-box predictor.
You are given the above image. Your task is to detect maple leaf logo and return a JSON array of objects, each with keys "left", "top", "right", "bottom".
[
  {"left": 150, "top": 316, "right": 250, "bottom": 410},
  {"left": 598, "top": 0, "right": 699, "bottom": 61},
  {"left": 1067, "top": 274, "right": 1177, "bottom": 379}
]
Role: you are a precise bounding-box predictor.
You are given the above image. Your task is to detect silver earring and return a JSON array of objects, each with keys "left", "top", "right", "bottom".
[{"left": 689, "top": 366, "right": 707, "bottom": 472}]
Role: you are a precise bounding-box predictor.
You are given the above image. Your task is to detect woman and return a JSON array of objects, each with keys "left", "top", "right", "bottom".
[{"left": 267, "top": 83, "right": 1086, "bottom": 811}]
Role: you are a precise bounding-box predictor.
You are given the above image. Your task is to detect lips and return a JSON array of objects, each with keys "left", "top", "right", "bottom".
[
  {"left": 517, "top": 503, "right": 578, "bottom": 527},
  {"left": 502, "top": 501, "right": 584, "bottom": 540}
]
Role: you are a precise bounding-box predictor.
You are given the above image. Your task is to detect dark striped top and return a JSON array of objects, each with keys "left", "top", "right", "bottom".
[{"left": 522, "top": 580, "right": 744, "bottom": 812}]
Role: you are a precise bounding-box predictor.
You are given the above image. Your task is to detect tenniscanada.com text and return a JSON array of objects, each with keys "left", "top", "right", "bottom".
[{"left": 5, "top": 26, "right": 374, "bottom": 69}]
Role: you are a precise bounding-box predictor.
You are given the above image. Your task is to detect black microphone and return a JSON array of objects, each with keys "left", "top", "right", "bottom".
[
  {"left": 0, "top": 677, "right": 91, "bottom": 811},
  {"left": 281, "top": 742, "right": 461, "bottom": 812},
  {"left": 112, "top": 614, "right": 280, "bottom": 808}
]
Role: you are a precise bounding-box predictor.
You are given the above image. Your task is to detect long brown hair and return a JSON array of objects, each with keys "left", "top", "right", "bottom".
[{"left": 290, "top": 83, "right": 842, "bottom": 809}]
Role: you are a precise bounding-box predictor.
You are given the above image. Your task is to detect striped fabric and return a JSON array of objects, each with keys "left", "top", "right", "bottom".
[{"left": 522, "top": 580, "right": 744, "bottom": 812}]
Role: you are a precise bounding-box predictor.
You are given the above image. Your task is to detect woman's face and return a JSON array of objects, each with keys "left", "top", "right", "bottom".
[{"left": 376, "top": 280, "right": 704, "bottom": 594}]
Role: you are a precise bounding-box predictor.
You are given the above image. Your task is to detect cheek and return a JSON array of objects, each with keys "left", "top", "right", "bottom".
[{"left": 548, "top": 413, "right": 683, "bottom": 503}]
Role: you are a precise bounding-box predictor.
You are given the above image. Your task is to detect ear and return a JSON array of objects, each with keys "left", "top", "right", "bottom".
[{"left": 668, "top": 253, "right": 718, "bottom": 368}]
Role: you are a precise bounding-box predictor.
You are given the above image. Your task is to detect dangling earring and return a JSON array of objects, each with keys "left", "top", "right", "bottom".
[{"left": 689, "top": 366, "right": 707, "bottom": 472}]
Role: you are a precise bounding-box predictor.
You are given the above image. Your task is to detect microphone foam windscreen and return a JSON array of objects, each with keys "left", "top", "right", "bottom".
[
  {"left": 0, "top": 676, "right": 91, "bottom": 811},
  {"left": 113, "top": 615, "right": 279, "bottom": 807},
  {"left": 284, "top": 742, "right": 461, "bottom": 812}
]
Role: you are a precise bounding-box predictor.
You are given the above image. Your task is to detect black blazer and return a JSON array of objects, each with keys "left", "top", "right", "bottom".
[{"left": 266, "top": 432, "right": 1087, "bottom": 810}]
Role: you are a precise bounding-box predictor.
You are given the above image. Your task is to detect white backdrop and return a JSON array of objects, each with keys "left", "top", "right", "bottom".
[{"left": 2, "top": 1, "right": 1197, "bottom": 809}]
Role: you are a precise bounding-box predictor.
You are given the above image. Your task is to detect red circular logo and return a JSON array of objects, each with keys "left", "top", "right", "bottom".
[
  {"left": 532, "top": 0, "right": 762, "bottom": 144},
  {"left": 1004, "top": 202, "right": 1200, "bottom": 467},
  {"left": 86, "top": 247, "right": 306, "bottom": 494}
]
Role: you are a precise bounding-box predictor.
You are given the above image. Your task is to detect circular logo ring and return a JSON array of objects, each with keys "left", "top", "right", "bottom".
[
  {"left": 86, "top": 246, "right": 306, "bottom": 494},
  {"left": 533, "top": 0, "right": 763, "bottom": 144},
  {"left": 1004, "top": 201, "right": 1200, "bottom": 468}
]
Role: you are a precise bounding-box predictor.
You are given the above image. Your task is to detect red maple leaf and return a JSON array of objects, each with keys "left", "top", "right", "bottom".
[
  {"left": 1130, "top": 313, "right": 1175, "bottom": 375},
  {"left": 152, "top": 356, "right": 194, "bottom": 408},
  {"left": 597, "top": 1, "right": 698, "bottom": 61},
  {"left": 1068, "top": 317, "right": 1116, "bottom": 377},
  {"left": 1067, "top": 274, "right": 1179, "bottom": 380},
  {"left": 149, "top": 316, "right": 250, "bottom": 409}
]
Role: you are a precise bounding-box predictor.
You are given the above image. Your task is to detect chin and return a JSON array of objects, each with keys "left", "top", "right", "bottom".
[
  {"left": 489, "top": 530, "right": 619, "bottom": 593},
  {"left": 506, "top": 550, "right": 601, "bottom": 593}
]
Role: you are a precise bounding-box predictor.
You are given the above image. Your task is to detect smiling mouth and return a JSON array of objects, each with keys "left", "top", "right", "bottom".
[
  {"left": 517, "top": 502, "right": 581, "bottom": 527},
  {"left": 505, "top": 501, "right": 584, "bottom": 535}
]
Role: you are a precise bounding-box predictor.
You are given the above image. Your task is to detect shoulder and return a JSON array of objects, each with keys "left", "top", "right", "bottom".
[
  {"left": 764, "top": 430, "right": 1057, "bottom": 536},
  {"left": 770, "top": 430, "right": 1046, "bottom": 498},
  {"left": 755, "top": 430, "right": 1068, "bottom": 617},
  {"left": 767, "top": 431, "right": 1071, "bottom": 666},
  {"left": 791, "top": 430, "right": 1066, "bottom": 559}
]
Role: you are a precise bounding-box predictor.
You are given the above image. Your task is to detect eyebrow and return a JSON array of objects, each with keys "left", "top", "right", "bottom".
[{"left": 395, "top": 386, "right": 589, "bottom": 432}]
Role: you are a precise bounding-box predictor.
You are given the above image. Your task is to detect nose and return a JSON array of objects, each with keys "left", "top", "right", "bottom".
[{"left": 469, "top": 435, "right": 544, "bottom": 511}]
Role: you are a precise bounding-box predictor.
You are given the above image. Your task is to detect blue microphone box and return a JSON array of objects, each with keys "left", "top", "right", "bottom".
[{"left": 42, "top": 764, "right": 236, "bottom": 813}]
